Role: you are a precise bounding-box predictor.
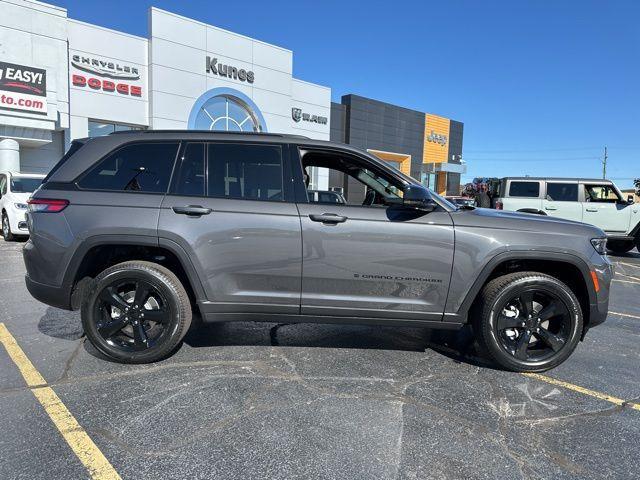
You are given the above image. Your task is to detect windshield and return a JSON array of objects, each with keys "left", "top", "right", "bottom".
[
  {"left": 431, "top": 190, "right": 458, "bottom": 210},
  {"left": 10, "top": 177, "right": 42, "bottom": 193}
]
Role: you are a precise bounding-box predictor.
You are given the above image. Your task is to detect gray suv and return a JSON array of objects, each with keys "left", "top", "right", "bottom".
[{"left": 23, "top": 131, "right": 613, "bottom": 372}]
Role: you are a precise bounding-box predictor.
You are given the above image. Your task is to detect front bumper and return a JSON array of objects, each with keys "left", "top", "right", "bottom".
[{"left": 583, "top": 252, "right": 614, "bottom": 336}]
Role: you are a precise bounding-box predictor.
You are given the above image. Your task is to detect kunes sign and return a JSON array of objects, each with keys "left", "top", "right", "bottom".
[
  {"left": 206, "top": 56, "right": 254, "bottom": 84},
  {"left": 0, "top": 61, "right": 47, "bottom": 114}
]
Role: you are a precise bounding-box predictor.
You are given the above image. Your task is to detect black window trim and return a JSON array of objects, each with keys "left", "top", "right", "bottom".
[
  {"left": 74, "top": 140, "right": 182, "bottom": 195},
  {"left": 166, "top": 139, "right": 291, "bottom": 203}
]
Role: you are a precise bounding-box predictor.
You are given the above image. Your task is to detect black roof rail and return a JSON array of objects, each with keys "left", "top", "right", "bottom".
[{"left": 109, "top": 130, "right": 310, "bottom": 140}]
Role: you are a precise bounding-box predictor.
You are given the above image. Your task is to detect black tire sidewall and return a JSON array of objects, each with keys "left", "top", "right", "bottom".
[
  {"left": 482, "top": 276, "right": 582, "bottom": 372},
  {"left": 82, "top": 265, "right": 186, "bottom": 363},
  {"left": 2, "top": 213, "right": 14, "bottom": 241}
]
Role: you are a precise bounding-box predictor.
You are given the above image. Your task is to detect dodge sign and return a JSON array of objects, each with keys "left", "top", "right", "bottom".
[{"left": 0, "top": 61, "right": 47, "bottom": 114}]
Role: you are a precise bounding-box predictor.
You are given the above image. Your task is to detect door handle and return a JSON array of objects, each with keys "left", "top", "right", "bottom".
[
  {"left": 172, "top": 205, "right": 212, "bottom": 216},
  {"left": 309, "top": 213, "right": 348, "bottom": 224},
  {"left": 585, "top": 208, "right": 598, "bottom": 212},
  {"left": 545, "top": 206, "right": 558, "bottom": 211}
]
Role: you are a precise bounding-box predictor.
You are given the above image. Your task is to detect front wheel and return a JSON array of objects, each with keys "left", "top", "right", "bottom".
[
  {"left": 473, "top": 272, "right": 583, "bottom": 372},
  {"left": 81, "top": 261, "right": 192, "bottom": 363}
]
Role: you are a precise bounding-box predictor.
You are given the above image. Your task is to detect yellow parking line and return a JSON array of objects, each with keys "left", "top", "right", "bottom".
[
  {"left": 0, "top": 323, "right": 121, "bottom": 480},
  {"left": 522, "top": 372, "right": 640, "bottom": 411},
  {"left": 609, "top": 311, "right": 640, "bottom": 320}
]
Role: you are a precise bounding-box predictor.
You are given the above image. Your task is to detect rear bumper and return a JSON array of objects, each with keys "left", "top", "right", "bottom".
[{"left": 25, "top": 275, "right": 72, "bottom": 310}]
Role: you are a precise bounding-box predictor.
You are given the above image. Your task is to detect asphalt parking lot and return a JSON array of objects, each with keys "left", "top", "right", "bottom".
[{"left": 1, "top": 239, "right": 639, "bottom": 480}]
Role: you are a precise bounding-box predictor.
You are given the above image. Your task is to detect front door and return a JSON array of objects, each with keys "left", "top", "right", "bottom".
[
  {"left": 158, "top": 141, "right": 302, "bottom": 315},
  {"left": 296, "top": 148, "right": 454, "bottom": 322},
  {"left": 581, "top": 183, "right": 630, "bottom": 233}
]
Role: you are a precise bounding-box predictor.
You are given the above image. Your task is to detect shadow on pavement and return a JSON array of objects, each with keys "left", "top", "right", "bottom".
[{"left": 37, "top": 307, "right": 83, "bottom": 340}]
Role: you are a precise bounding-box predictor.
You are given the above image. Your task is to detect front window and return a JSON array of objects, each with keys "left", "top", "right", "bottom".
[
  {"left": 10, "top": 177, "right": 42, "bottom": 193},
  {"left": 584, "top": 184, "right": 622, "bottom": 203}
]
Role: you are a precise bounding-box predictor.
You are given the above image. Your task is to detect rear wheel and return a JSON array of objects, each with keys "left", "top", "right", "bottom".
[
  {"left": 2, "top": 212, "right": 14, "bottom": 241},
  {"left": 607, "top": 239, "right": 635, "bottom": 254},
  {"left": 473, "top": 272, "right": 583, "bottom": 372},
  {"left": 81, "top": 261, "right": 192, "bottom": 363}
]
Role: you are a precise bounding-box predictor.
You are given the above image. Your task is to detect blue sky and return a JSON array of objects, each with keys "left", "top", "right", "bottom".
[{"left": 53, "top": 0, "right": 639, "bottom": 188}]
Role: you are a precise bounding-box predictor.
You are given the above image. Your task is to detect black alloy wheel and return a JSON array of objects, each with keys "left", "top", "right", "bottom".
[
  {"left": 495, "top": 289, "right": 570, "bottom": 362},
  {"left": 94, "top": 279, "right": 171, "bottom": 351},
  {"left": 474, "top": 272, "right": 583, "bottom": 372},
  {"left": 82, "top": 261, "right": 192, "bottom": 363}
]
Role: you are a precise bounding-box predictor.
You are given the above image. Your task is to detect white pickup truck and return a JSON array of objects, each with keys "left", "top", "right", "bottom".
[{"left": 489, "top": 177, "right": 640, "bottom": 254}]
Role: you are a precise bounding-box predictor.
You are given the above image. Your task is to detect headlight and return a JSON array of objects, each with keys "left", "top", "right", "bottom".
[
  {"left": 591, "top": 238, "right": 607, "bottom": 255},
  {"left": 14, "top": 203, "right": 28, "bottom": 210}
]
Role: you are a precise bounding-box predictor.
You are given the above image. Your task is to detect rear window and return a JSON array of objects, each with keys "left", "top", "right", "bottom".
[
  {"left": 78, "top": 142, "right": 179, "bottom": 193},
  {"left": 207, "top": 143, "right": 283, "bottom": 201},
  {"left": 509, "top": 181, "right": 540, "bottom": 198},
  {"left": 546, "top": 183, "right": 578, "bottom": 202}
]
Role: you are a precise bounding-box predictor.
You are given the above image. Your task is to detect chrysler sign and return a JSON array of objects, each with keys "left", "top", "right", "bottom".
[
  {"left": 70, "top": 53, "right": 143, "bottom": 97},
  {"left": 0, "top": 61, "right": 47, "bottom": 114},
  {"left": 206, "top": 56, "right": 254, "bottom": 84}
]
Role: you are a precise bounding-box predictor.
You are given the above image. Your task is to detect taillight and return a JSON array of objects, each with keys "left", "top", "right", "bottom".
[
  {"left": 27, "top": 198, "right": 69, "bottom": 213},
  {"left": 495, "top": 200, "right": 503, "bottom": 210}
]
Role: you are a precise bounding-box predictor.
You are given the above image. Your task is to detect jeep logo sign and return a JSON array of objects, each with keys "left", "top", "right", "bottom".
[
  {"left": 292, "top": 107, "right": 327, "bottom": 125},
  {"left": 206, "top": 56, "right": 254, "bottom": 84},
  {"left": 427, "top": 130, "right": 448, "bottom": 146}
]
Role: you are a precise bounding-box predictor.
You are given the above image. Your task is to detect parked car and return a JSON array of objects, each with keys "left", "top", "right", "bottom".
[
  {"left": 445, "top": 195, "right": 477, "bottom": 208},
  {"left": 490, "top": 177, "right": 640, "bottom": 254},
  {"left": 23, "top": 131, "right": 612, "bottom": 372},
  {"left": 0, "top": 171, "right": 45, "bottom": 241},
  {"left": 307, "top": 189, "right": 346, "bottom": 204}
]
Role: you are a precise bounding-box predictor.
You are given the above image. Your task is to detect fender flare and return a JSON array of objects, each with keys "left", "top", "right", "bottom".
[
  {"left": 62, "top": 234, "right": 207, "bottom": 301},
  {"left": 447, "top": 250, "right": 596, "bottom": 322}
]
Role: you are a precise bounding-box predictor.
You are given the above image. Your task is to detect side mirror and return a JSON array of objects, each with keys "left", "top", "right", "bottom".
[{"left": 403, "top": 184, "right": 436, "bottom": 212}]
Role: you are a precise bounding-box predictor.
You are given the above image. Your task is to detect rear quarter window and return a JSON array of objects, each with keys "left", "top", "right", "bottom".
[
  {"left": 78, "top": 142, "right": 179, "bottom": 193},
  {"left": 508, "top": 181, "right": 540, "bottom": 198}
]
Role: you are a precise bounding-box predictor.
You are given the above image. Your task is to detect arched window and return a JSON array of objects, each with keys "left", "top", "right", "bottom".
[{"left": 188, "top": 88, "right": 267, "bottom": 132}]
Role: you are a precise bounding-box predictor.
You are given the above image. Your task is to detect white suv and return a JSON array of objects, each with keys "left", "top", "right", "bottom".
[
  {"left": 0, "top": 171, "right": 45, "bottom": 241},
  {"left": 491, "top": 177, "right": 640, "bottom": 254}
]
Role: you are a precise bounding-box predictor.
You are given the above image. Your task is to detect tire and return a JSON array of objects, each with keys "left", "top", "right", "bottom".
[
  {"left": 472, "top": 272, "right": 583, "bottom": 372},
  {"left": 2, "top": 212, "right": 15, "bottom": 241},
  {"left": 81, "top": 261, "right": 192, "bottom": 363},
  {"left": 607, "top": 239, "right": 635, "bottom": 254}
]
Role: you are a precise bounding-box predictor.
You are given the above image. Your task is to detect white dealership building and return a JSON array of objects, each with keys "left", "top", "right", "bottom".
[{"left": 0, "top": 0, "right": 331, "bottom": 184}]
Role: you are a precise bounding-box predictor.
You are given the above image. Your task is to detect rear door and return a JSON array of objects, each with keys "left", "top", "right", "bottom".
[
  {"left": 158, "top": 141, "right": 302, "bottom": 315},
  {"left": 504, "top": 180, "right": 543, "bottom": 213},
  {"left": 542, "top": 181, "right": 582, "bottom": 221}
]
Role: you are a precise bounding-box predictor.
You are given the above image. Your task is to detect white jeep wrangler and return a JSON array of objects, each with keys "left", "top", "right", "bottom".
[{"left": 490, "top": 177, "right": 640, "bottom": 254}]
